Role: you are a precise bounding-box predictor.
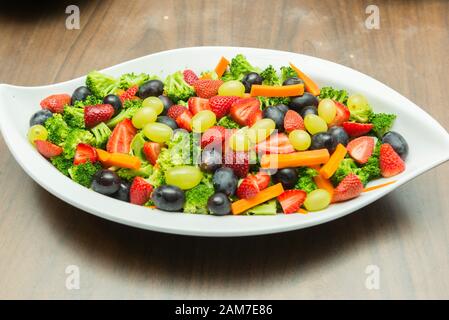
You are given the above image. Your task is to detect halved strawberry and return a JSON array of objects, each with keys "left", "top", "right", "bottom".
[
  {"left": 119, "top": 85, "right": 139, "bottom": 102},
  {"left": 209, "top": 96, "right": 240, "bottom": 119},
  {"left": 106, "top": 118, "right": 137, "bottom": 154},
  {"left": 230, "top": 97, "right": 262, "bottom": 127},
  {"left": 343, "top": 122, "right": 373, "bottom": 137},
  {"left": 35, "top": 140, "right": 63, "bottom": 158},
  {"left": 40, "top": 94, "right": 71, "bottom": 113},
  {"left": 347, "top": 136, "right": 375, "bottom": 164},
  {"left": 84, "top": 104, "right": 115, "bottom": 128},
  {"left": 223, "top": 151, "right": 250, "bottom": 178},
  {"left": 130, "top": 177, "right": 153, "bottom": 205},
  {"left": 193, "top": 79, "right": 223, "bottom": 99},
  {"left": 167, "top": 105, "right": 188, "bottom": 120},
  {"left": 255, "top": 133, "right": 295, "bottom": 154},
  {"left": 328, "top": 101, "right": 350, "bottom": 127},
  {"left": 284, "top": 110, "right": 304, "bottom": 132},
  {"left": 188, "top": 97, "right": 210, "bottom": 115},
  {"left": 249, "top": 171, "right": 271, "bottom": 191},
  {"left": 183, "top": 69, "right": 199, "bottom": 85},
  {"left": 333, "top": 173, "right": 364, "bottom": 202},
  {"left": 74, "top": 143, "right": 98, "bottom": 165},
  {"left": 277, "top": 190, "right": 307, "bottom": 214},
  {"left": 176, "top": 110, "right": 193, "bottom": 131},
  {"left": 143, "top": 142, "right": 161, "bottom": 165},
  {"left": 236, "top": 178, "right": 259, "bottom": 199},
  {"left": 379, "top": 143, "right": 405, "bottom": 177},
  {"left": 201, "top": 126, "right": 226, "bottom": 148}
]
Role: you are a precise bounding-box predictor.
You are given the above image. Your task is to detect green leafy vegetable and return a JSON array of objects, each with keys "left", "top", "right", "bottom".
[
  {"left": 106, "top": 100, "right": 142, "bottom": 128},
  {"left": 295, "top": 167, "right": 318, "bottom": 193},
  {"left": 183, "top": 174, "right": 215, "bottom": 214},
  {"left": 258, "top": 96, "right": 290, "bottom": 109},
  {"left": 62, "top": 129, "right": 94, "bottom": 159},
  {"left": 369, "top": 113, "right": 396, "bottom": 138},
  {"left": 63, "top": 106, "right": 85, "bottom": 129},
  {"left": 50, "top": 155, "right": 73, "bottom": 176},
  {"left": 280, "top": 66, "right": 298, "bottom": 83},
  {"left": 91, "top": 122, "right": 112, "bottom": 148},
  {"left": 72, "top": 95, "right": 102, "bottom": 108},
  {"left": 116, "top": 163, "right": 153, "bottom": 181},
  {"left": 164, "top": 71, "right": 195, "bottom": 103},
  {"left": 68, "top": 161, "right": 102, "bottom": 187},
  {"left": 44, "top": 114, "right": 70, "bottom": 145},
  {"left": 217, "top": 116, "right": 240, "bottom": 129},
  {"left": 119, "top": 73, "right": 158, "bottom": 89},
  {"left": 86, "top": 71, "right": 120, "bottom": 97},
  {"left": 319, "top": 86, "right": 349, "bottom": 104},
  {"left": 221, "top": 54, "right": 261, "bottom": 81},
  {"left": 260, "top": 65, "right": 281, "bottom": 86}
]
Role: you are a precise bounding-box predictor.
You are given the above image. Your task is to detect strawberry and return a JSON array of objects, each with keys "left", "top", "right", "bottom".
[
  {"left": 106, "top": 118, "right": 137, "bottom": 154},
  {"left": 347, "top": 136, "right": 375, "bottom": 164},
  {"left": 249, "top": 171, "right": 271, "bottom": 191},
  {"left": 84, "top": 104, "right": 115, "bottom": 128},
  {"left": 343, "top": 122, "right": 373, "bottom": 137},
  {"left": 193, "top": 79, "right": 223, "bottom": 99},
  {"left": 379, "top": 143, "right": 405, "bottom": 177},
  {"left": 35, "top": 140, "right": 63, "bottom": 158},
  {"left": 277, "top": 190, "right": 307, "bottom": 214},
  {"left": 236, "top": 171, "right": 271, "bottom": 199},
  {"left": 183, "top": 69, "right": 199, "bottom": 85},
  {"left": 201, "top": 126, "right": 226, "bottom": 148},
  {"left": 130, "top": 177, "right": 153, "bottom": 205},
  {"left": 119, "top": 85, "right": 139, "bottom": 102},
  {"left": 230, "top": 97, "right": 262, "bottom": 127},
  {"left": 333, "top": 173, "right": 364, "bottom": 202},
  {"left": 176, "top": 109, "right": 193, "bottom": 131},
  {"left": 209, "top": 96, "right": 240, "bottom": 119},
  {"left": 143, "top": 142, "right": 161, "bottom": 165},
  {"left": 255, "top": 133, "right": 295, "bottom": 154},
  {"left": 223, "top": 151, "right": 250, "bottom": 178},
  {"left": 73, "top": 143, "right": 98, "bottom": 165},
  {"left": 167, "top": 105, "right": 187, "bottom": 120},
  {"left": 283, "top": 110, "right": 304, "bottom": 132},
  {"left": 40, "top": 94, "right": 71, "bottom": 113},
  {"left": 329, "top": 101, "right": 350, "bottom": 127},
  {"left": 188, "top": 97, "right": 210, "bottom": 115}
]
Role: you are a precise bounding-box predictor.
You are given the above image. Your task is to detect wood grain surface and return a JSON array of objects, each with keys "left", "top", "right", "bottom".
[{"left": 0, "top": 0, "right": 448, "bottom": 299}]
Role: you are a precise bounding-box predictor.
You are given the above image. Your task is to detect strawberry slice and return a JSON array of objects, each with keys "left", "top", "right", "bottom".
[
  {"left": 379, "top": 143, "right": 405, "bottom": 177},
  {"left": 167, "top": 105, "right": 188, "bottom": 120},
  {"left": 201, "top": 126, "right": 226, "bottom": 148},
  {"left": 209, "top": 96, "right": 240, "bottom": 119},
  {"left": 84, "top": 104, "right": 115, "bottom": 128},
  {"left": 143, "top": 142, "right": 161, "bottom": 165},
  {"left": 119, "top": 85, "right": 139, "bottom": 102},
  {"left": 329, "top": 101, "right": 350, "bottom": 127},
  {"left": 255, "top": 133, "right": 295, "bottom": 154},
  {"left": 277, "top": 190, "right": 307, "bottom": 214},
  {"left": 284, "top": 110, "right": 305, "bottom": 133},
  {"left": 183, "top": 69, "right": 199, "bottom": 85},
  {"left": 343, "top": 122, "right": 373, "bottom": 137},
  {"left": 193, "top": 79, "right": 223, "bottom": 99},
  {"left": 230, "top": 97, "right": 262, "bottom": 127},
  {"left": 223, "top": 151, "right": 250, "bottom": 178},
  {"left": 74, "top": 143, "right": 98, "bottom": 165},
  {"left": 236, "top": 171, "right": 271, "bottom": 199},
  {"left": 249, "top": 171, "right": 271, "bottom": 190},
  {"left": 332, "top": 173, "right": 364, "bottom": 202},
  {"left": 188, "top": 97, "right": 210, "bottom": 115},
  {"left": 176, "top": 109, "right": 193, "bottom": 131},
  {"left": 35, "top": 140, "right": 63, "bottom": 158},
  {"left": 40, "top": 94, "right": 71, "bottom": 113},
  {"left": 106, "top": 118, "right": 137, "bottom": 154},
  {"left": 347, "top": 136, "right": 375, "bottom": 164},
  {"left": 130, "top": 177, "right": 153, "bottom": 205}
]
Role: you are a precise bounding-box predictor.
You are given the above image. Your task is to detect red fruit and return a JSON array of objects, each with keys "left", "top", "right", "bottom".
[
  {"left": 230, "top": 97, "right": 262, "bottom": 126},
  {"left": 223, "top": 151, "right": 250, "bottom": 178},
  {"left": 255, "top": 133, "right": 295, "bottom": 154},
  {"left": 167, "top": 105, "right": 187, "bottom": 120},
  {"left": 130, "top": 177, "right": 153, "bottom": 205},
  {"left": 249, "top": 171, "right": 271, "bottom": 191},
  {"left": 329, "top": 101, "right": 350, "bottom": 127},
  {"left": 40, "top": 94, "right": 71, "bottom": 113},
  {"left": 379, "top": 144, "right": 405, "bottom": 177},
  {"left": 283, "top": 110, "right": 304, "bottom": 132},
  {"left": 209, "top": 96, "right": 240, "bottom": 119},
  {"left": 183, "top": 69, "right": 199, "bottom": 85},
  {"left": 84, "top": 104, "right": 115, "bottom": 128},
  {"left": 106, "top": 118, "right": 137, "bottom": 154},
  {"left": 120, "top": 85, "right": 139, "bottom": 102},
  {"left": 333, "top": 173, "right": 364, "bottom": 203},
  {"left": 35, "top": 140, "right": 63, "bottom": 158},
  {"left": 343, "top": 122, "right": 373, "bottom": 137},
  {"left": 277, "top": 190, "right": 307, "bottom": 214},
  {"left": 201, "top": 126, "right": 226, "bottom": 148},
  {"left": 236, "top": 178, "right": 259, "bottom": 199},
  {"left": 347, "top": 136, "right": 375, "bottom": 164},
  {"left": 193, "top": 79, "right": 223, "bottom": 99},
  {"left": 188, "top": 97, "right": 210, "bottom": 115},
  {"left": 73, "top": 143, "right": 98, "bottom": 165},
  {"left": 143, "top": 142, "right": 161, "bottom": 165},
  {"left": 176, "top": 109, "right": 193, "bottom": 131}
]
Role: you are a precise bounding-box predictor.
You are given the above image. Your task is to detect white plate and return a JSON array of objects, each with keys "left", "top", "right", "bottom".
[{"left": 1, "top": 47, "right": 449, "bottom": 237}]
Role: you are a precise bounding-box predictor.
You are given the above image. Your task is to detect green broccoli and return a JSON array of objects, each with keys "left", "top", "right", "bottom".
[
  {"left": 68, "top": 161, "right": 102, "bottom": 188},
  {"left": 260, "top": 65, "right": 281, "bottom": 86},
  {"left": 116, "top": 163, "right": 153, "bottom": 181},
  {"left": 50, "top": 155, "right": 73, "bottom": 176},
  {"left": 85, "top": 70, "right": 120, "bottom": 97},
  {"left": 91, "top": 122, "right": 112, "bottom": 148},
  {"left": 106, "top": 103, "right": 141, "bottom": 128},
  {"left": 183, "top": 174, "right": 215, "bottom": 214},
  {"left": 217, "top": 116, "right": 240, "bottom": 129},
  {"left": 72, "top": 95, "right": 102, "bottom": 108},
  {"left": 295, "top": 167, "right": 318, "bottom": 193},
  {"left": 177, "top": 100, "right": 188, "bottom": 107},
  {"left": 258, "top": 96, "right": 290, "bottom": 109},
  {"left": 280, "top": 66, "right": 298, "bottom": 83},
  {"left": 359, "top": 141, "right": 381, "bottom": 182},
  {"left": 147, "top": 166, "right": 165, "bottom": 188},
  {"left": 348, "top": 100, "right": 373, "bottom": 123},
  {"left": 164, "top": 71, "right": 195, "bottom": 103},
  {"left": 44, "top": 114, "right": 70, "bottom": 145},
  {"left": 319, "top": 86, "right": 349, "bottom": 104},
  {"left": 369, "top": 113, "right": 396, "bottom": 138},
  {"left": 119, "top": 72, "right": 155, "bottom": 89},
  {"left": 63, "top": 129, "right": 94, "bottom": 159},
  {"left": 63, "top": 106, "right": 85, "bottom": 129},
  {"left": 221, "top": 54, "right": 261, "bottom": 81},
  {"left": 245, "top": 200, "right": 277, "bottom": 215},
  {"left": 330, "top": 158, "right": 372, "bottom": 186}
]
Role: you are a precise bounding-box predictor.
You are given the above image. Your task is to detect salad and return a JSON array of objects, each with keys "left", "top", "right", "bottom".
[{"left": 27, "top": 54, "right": 408, "bottom": 215}]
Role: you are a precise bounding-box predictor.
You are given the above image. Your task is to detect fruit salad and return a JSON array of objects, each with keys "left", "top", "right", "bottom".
[{"left": 27, "top": 54, "right": 408, "bottom": 215}]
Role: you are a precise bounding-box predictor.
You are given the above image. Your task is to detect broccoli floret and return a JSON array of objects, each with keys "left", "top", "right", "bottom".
[
  {"left": 260, "top": 65, "right": 281, "bottom": 86},
  {"left": 50, "top": 155, "right": 73, "bottom": 176},
  {"left": 359, "top": 141, "right": 381, "bottom": 182},
  {"left": 63, "top": 106, "right": 85, "bottom": 129},
  {"left": 91, "top": 122, "right": 112, "bottom": 148},
  {"left": 217, "top": 116, "right": 240, "bottom": 129},
  {"left": 63, "top": 129, "right": 94, "bottom": 159},
  {"left": 147, "top": 166, "right": 165, "bottom": 188},
  {"left": 369, "top": 113, "right": 396, "bottom": 138},
  {"left": 85, "top": 70, "right": 120, "bottom": 97},
  {"left": 177, "top": 100, "right": 188, "bottom": 107},
  {"left": 295, "top": 167, "right": 318, "bottom": 193},
  {"left": 44, "top": 114, "right": 70, "bottom": 145},
  {"left": 331, "top": 158, "right": 370, "bottom": 186},
  {"left": 319, "top": 86, "right": 349, "bottom": 104},
  {"left": 118, "top": 72, "right": 155, "bottom": 89},
  {"left": 164, "top": 71, "right": 195, "bottom": 103},
  {"left": 116, "top": 163, "right": 153, "bottom": 181},
  {"left": 280, "top": 66, "right": 298, "bottom": 83},
  {"left": 183, "top": 174, "right": 215, "bottom": 214},
  {"left": 68, "top": 161, "right": 102, "bottom": 188},
  {"left": 221, "top": 54, "right": 261, "bottom": 81},
  {"left": 348, "top": 101, "right": 373, "bottom": 123},
  {"left": 245, "top": 200, "right": 277, "bottom": 215},
  {"left": 106, "top": 102, "right": 141, "bottom": 128},
  {"left": 72, "top": 95, "right": 103, "bottom": 108},
  {"left": 258, "top": 96, "right": 290, "bottom": 109}
]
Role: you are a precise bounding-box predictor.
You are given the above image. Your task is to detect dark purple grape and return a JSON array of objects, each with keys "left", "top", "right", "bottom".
[
  {"left": 138, "top": 80, "right": 164, "bottom": 99},
  {"left": 111, "top": 181, "right": 131, "bottom": 202},
  {"left": 29, "top": 109, "right": 53, "bottom": 127},
  {"left": 263, "top": 106, "right": 285, "bottom": 131},
  {"left": 158, "top": 95, "right": 174, "bottom": 116},
  {"left": 157, "top": 116, "right": 178, "bottom": 130},
  {"left": 299, "top": 105, "right": 318, "bottom": 119},
  {"left": 91, "top": 170, "right": 121, "bottom": 195},
  {"left": 200, "top": 149, "right": 222, "bottom": 173},
  {"left": 273, "top": 168, "right": 298, "bottom": 189},
  {"left": 328, "top": 126, "right": 349, "bottom": 147},
  {"left": 282, "top": 77, "right": 304, "bottom": 86},
  {"left": 289, "top": 93, "right": 319, "bottom": 112},
  {"left": 213, "top": 167, "right": 238, "bottom": 197},
  {"left": 152, "top": 185, "right": 185, "bottom": 212},
  {"left": 382, "top": 131, "right": 408, "bottom": 159},
  {"left": 103, "top": 94, "right": 123, "bottom": 115},
  {"left": 242, "top": 72, "right": 263, "bottom": 93},
  {"left": 310, "top": 132, "right": 336, "bottom": 153},
  {"left": 207, "top": 193, "right": 231, "bottom": 215},
  {"left": 71, "top": 86, "right": 91, "bottom": 104}
]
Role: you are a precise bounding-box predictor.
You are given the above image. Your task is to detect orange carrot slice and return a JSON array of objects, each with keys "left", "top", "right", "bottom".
[
  {"left": 363, "top": 180, "right": 397, "bottom": 192},
  {"left": 260, "top": 149, "right": 330, "bottom": 169},
  {"left": 214, "top": 56, "right": 230, "bottom": 78},
  {"left": 289, "top": 62, "right": 320, "bottom": 96},
  {"left": 319, "top": 144, "right": 347, "bottom": 179},
  {"left": 231, "top": 183, "right": 284, "bottom": 215},
  {"left": 250, "top": 84, "right": 304, "bottom": 97},
  {"left": 96, "top": 149, "right": 141, "bottom": 170}
]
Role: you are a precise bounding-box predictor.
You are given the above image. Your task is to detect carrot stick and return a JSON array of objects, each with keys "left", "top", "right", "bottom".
[
  {"left": 214, "top": 56, "right": 230, "bottom": 78},
  {"left": 260, "top": 149, "right": 330, "bottom": 169},
  {"left": 319, "top": 144, "right": 347, "bottom": 179},
  {"left": 231, "top": 183, "right": 284, "bottom": 215},
  {"left": 363, "top": 180, "right": 397, "bottom": 192},
  {"left": 314, "top": 175, "right": 335, "bottom": 198},
  {"left": 289, "top": 62, "right": 320, "bottom": 96},
  {"left": 297, "top": 208, "right": 308, "bottom": 214},
  {"left": 96, "top": 149, "right": 141, "bottom": 170},
  {"left": 250, "top": 84, "right": 304, "bottom": 97}
]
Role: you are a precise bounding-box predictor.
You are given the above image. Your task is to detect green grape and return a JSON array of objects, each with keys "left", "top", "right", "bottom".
[
  {"left": 347, "top": 94, "right": 368, "bottom": 111},
  {"left": 318, "top": 98, "right": 337, "bottom": 124},
  {"left": 132, "top": 107, "right": 157, "bottom": 129},
  {"left": 28, "top": 125, "right": 48, "bottom": 145},
  {"left": 142, "top": 96, "right": 164, "bottom": 115},
  {"left": 143, "top": 122, "right": 173, "bottom": 143},
  {"left": 304, "top": 189, "right": 331, "bottom": 211},
  {"left": 248, "top": 118, "right": 275, "bottom": 143},
  {"left": 230, "top": 128, "right": 250, "bottom": 151},
  {"left": 165, "top": 166, "right": 203, "bottom": 190},
  {"left": 218, "top": 80, "right": 245, "bottom": 97},
  {"left": 304, "top": 114, "right": 328, "bottom": 135},
  {"left": 288, "top": 129, "right": 311, "bottom": 151},
  {"left": 191, "top": 110, "right": 216, "bottom": 133}
]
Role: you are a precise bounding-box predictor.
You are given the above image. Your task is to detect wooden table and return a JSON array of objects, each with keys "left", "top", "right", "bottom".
[{"left": 0, "top": 0, "right": 448, "bottom": 299}]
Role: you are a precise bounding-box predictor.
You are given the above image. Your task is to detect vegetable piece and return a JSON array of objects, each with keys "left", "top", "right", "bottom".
[
  {"left": 44, "top": 114, "right": 70, "bottom": 145},
  {"left": 289, "top": 62, "right": 320, "bottom": 96},
  {"left": 280, "top": 66, "right": 298, "bottom": 83},
  {"left": 106, "top": 100, "right": 142, "bottom": 128},
  {"left": 164, "top": 71, "right": 195, "bottom": 103},
  {"left": 250, "top": 84, "right": 304, "bottom": 97},
  {"left": 214, "top": 56, "right": 230, "bottom": 78},
  {"left": 260, "top": 65, "right": 281, "bottom": 86},
  {"left": 51, "top": 155, "right": 73, "bottom": 176},
  {"left": 119, "top": 73, "right": 156, "bottom": 89},
  {"left": 369, "top": 113, "right": 396, "bottom": 138},
  {"left": 319, "top": 86, "right": 348, "bottom": 104},
  {"left": 91, "top": 122, "right": 112, "bottom": 148},
  {"left": 295, "top": 167, "right": 318, "bottom": 194},
  {"left": 62, "top": 129, "right": 94, "bottom": 159},
  {"left": 85, "top": 71, "right": 120, "bottom": 97},
  {"left": 231, "top": 183, "right": 284, "bottom": 215},
  {"left": 72, "top": 95, "right": 103, "bottom": 108},
  {"left": 347, "top": 94, "right": 373, "bottom": 123},
  {"left": 313, "top": 174, "right": 335, "bottom": 198},
  {"left": 244, "top": 200, "right": 277, "bottom": 215},
  {"left": 183, "top": 176, "right": 215, "bottom": 214},
  {"left": 363, "top": 180, "right": 397, "bottom": 192},
  {"left": 96, "top": 149, "right": 141, "bottom": 169},
  {"left": 68, "top": 161, "right": 102, "bottom": 188},
  {"left": 260, "top": 149, "right": 330, "bottom": 169},
  {"left": 221, "top": 54, "right": 261, "bottom": 81},
  {"left": 320, "top": 144, "right": 347, "bottom": 179},
  {"left": 116, "top": 163, "right": 153, "bottom": 181},
  {"left": 63, "top": 106, "right": 85, "bottom": 128},
  {"left": 258, "top": 96, "right": 290, "bottom": 109},
  {"left": 217, "top": 115, "right": 240, "bottom": 129}
]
